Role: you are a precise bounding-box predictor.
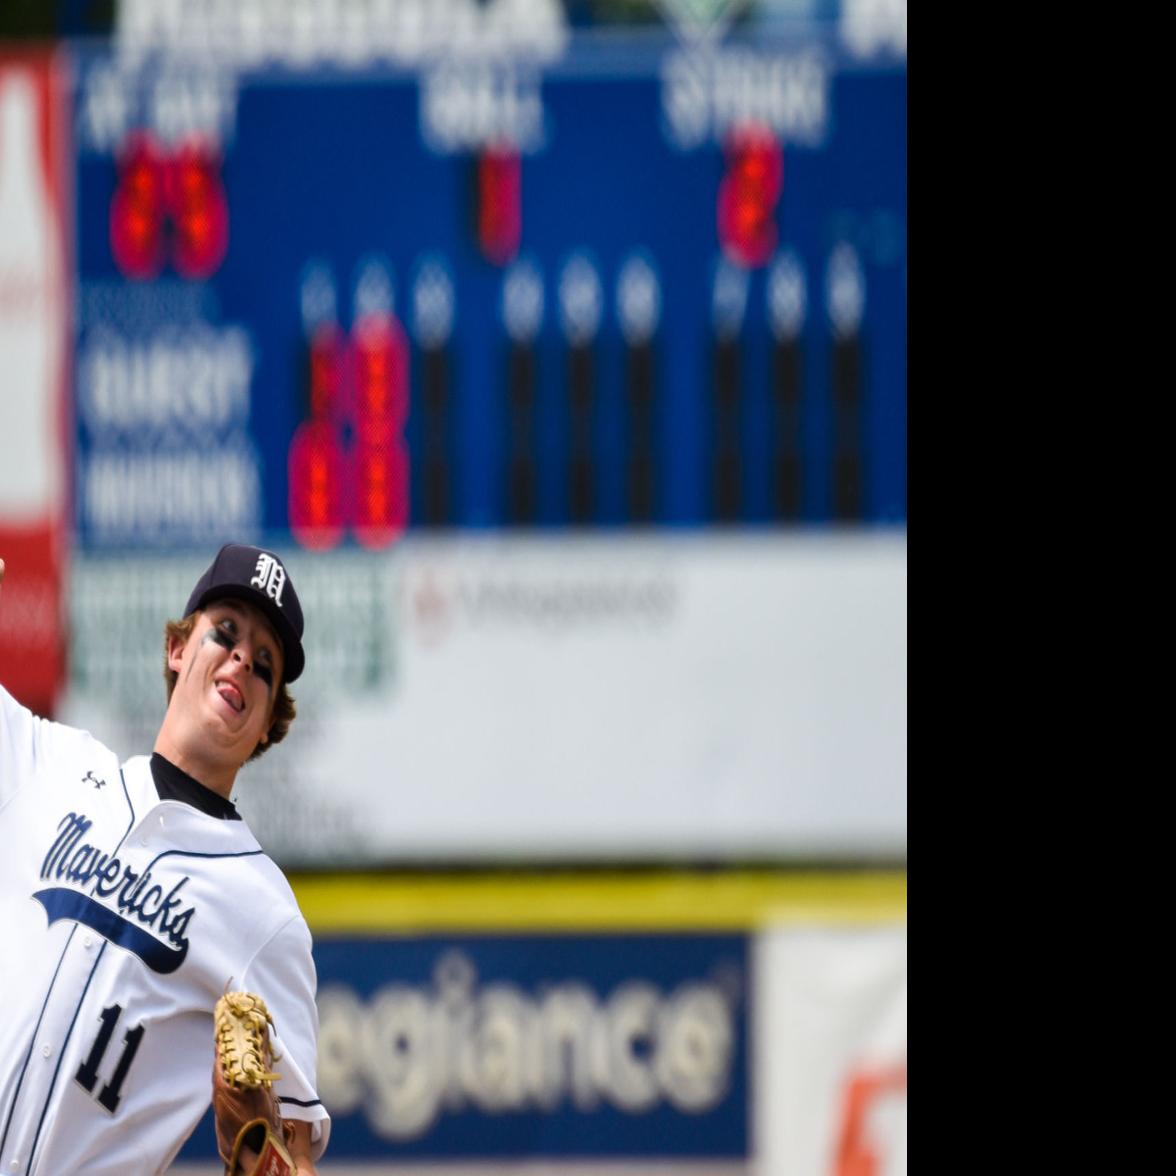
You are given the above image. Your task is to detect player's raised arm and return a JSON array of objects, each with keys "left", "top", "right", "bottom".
[
  {"left": 0, "top": 555, "right": 55, "bottom": 780},
  {"left": 0, "top": 555, "right": 50, "bottom": 800}
]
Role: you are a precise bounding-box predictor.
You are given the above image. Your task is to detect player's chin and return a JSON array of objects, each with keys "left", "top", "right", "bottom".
[{"left": 204, "top": 696, "right": 255, "bottom": 745}]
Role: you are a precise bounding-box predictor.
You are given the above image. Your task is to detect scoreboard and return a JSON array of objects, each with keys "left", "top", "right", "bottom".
[
  {"left": 6, "top": 38, "right": 907, "bottom": 1167},
  {"left": 70, "top": 29, "right": 907, "bottom": 552}
]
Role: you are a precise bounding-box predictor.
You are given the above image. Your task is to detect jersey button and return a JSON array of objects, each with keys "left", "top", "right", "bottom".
[
  {"left": 83, "top": 934, "right": 93, "bottom": 948},
  {"left": 41, "top": 1044, "right": 51, "bottom": 1057}
]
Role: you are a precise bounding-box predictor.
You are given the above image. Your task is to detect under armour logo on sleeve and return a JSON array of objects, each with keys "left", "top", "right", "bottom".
[{"left": 83, "top": 770, "right": 106, "bottom": 790}]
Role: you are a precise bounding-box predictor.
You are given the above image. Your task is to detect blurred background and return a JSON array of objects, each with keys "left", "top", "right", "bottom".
[{"left": 0, "top": 0, "right": 905, "bottom": 1171}]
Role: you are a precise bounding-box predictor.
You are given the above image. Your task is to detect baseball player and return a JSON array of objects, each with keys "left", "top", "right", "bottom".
[{"left": 0, "top": 545, "right": 329, "bottom": 1174}]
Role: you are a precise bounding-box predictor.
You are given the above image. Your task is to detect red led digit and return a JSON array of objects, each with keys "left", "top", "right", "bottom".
[
  {"left": 110, "top": 132, "right": 167, "bottom": 280},
  {"left": 352, "top": 311, "right": 408, "bottom": 430},
  {"left": 717, "top": 125, "right": 783, "bottom": 268},
  {"left": 351, "top": 434, "right": 408, "bottom": 548},
  {"left": 308, "top": 322, "right": 346, "bottom": 421},
  {"left": 288, "top": 419, "right": 346, "bottom": 550},
  {"left": 166, "top": 137, "right": 229, "bottom": 279},
  {"left": 476, "top": 145, "right": 521, "bottom": 266},
  {"left": 349, "top": 310, "right": 409, "bottom": 547}
]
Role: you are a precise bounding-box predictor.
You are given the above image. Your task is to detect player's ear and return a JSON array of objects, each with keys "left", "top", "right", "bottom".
[
  {"left": 166, "top": 627, "right": 190, "bottom": 674},
  {"left": 250, "top": 727, "right": 271, "bottom": 763}
]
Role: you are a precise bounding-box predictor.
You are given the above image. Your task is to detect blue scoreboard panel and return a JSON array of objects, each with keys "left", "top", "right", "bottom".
[{"left": 71, "top": 31, "right": 906, "bottom": 553}]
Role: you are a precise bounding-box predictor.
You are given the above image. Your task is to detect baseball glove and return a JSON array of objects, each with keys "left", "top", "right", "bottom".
[{"left": 212, "top": 992, "right": 298, "bottom": 1176}]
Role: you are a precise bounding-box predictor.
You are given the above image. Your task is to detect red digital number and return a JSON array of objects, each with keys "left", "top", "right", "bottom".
[
  {"left": 352, "top": 311, "right": 408, "bottom": 425},
  {"left": 110, "top": 131, "right": 229, "bottom": 281},
  {"left": 476, "top": 145, "right": 521, "bottom": 266},
  {"left": 350, "top": 435, "right": 409, "bottom": 547},
  {"left": 288, "top": 322, "right": 348, "bottom": 550},
  {"left": 166, "top": 137, "right": 229, "bottom": 280},
  {"left": 288, "top": 419, "right": 347, "bottom": 550},
  {"left": 350, "top": 311, "right": 410, "bottom": 547},
  {"left": 308, "top": 322, "right": 347, "bottom": 422},
  {"left": 110, "top": 132, "right": 167, "bottom": 280},
  {"left": 717, "top": 124, "right": 783, "bottom": 268}
]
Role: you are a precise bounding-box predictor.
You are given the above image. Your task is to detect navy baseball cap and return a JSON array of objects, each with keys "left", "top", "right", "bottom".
[{"left": 184, "top": 544, "right": 306, "bottom": 683}]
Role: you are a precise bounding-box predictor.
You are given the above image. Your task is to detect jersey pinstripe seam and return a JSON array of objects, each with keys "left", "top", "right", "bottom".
[
  {"left": 0, "top": 927, "right": 78, "bottom": 1161},
  {"left": 25, "top": 942, "right": 108, "bottom": 1175},
  {"left": 116, "top": 765, "right": 135, "bottom": 847},
  {"left": 139, "top": 847, "right": 265, "bottom": 872}
]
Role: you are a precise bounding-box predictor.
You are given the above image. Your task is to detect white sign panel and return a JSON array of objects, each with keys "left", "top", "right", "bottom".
[
  {"left": 60, "top": 531, "right": 906, "bottom": 864},
  {"left": 754, "top": 924, "right": 907, "bottom": 1175},
  {"left": 0, "top": 63, "right": 64, "bottom": 523}
]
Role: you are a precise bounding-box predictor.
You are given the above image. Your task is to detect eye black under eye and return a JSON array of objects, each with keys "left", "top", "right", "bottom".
[
  {"left": 255, "top": 663, "right": 273, "bottom": 687},
  {"left": 208, "top": 626, "right": 235, "bottom": 651}
]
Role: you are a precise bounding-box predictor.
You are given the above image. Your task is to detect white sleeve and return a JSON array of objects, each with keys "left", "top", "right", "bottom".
[
  {"left": 239, "top": 914, "right": 331, "bottom": 1160},
  {"left": 1, "top": 682, "right": 51, "bottom": 810}
]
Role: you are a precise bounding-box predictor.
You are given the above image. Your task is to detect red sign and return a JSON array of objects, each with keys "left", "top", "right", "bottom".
[{"left": 0, "top": 47, "right": 70, "bottom": 717}]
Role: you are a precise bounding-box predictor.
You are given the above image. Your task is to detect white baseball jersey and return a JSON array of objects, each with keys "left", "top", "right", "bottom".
[{"left": 0, "top": 684, "right": 330, "bottom": 1174}]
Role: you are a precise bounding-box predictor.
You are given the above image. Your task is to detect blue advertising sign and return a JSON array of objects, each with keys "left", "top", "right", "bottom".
[
  {"left": 69, "top": 30, "right": 905, "bottom": 552},
  {"left": 178, "top": 931, "right": 750, "bottom": 1162}
]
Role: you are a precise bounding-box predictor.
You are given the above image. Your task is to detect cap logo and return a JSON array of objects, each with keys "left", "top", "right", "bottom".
[{"left": 251, "top": 553, "right": 287, "bottom": 608}]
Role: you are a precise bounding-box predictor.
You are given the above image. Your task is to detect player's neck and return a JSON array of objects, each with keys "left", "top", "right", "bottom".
[{"left": 153, "top": 720, "right": 240, "bottom": 801}]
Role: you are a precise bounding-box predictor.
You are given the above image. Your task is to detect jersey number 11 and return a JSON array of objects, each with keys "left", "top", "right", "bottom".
[{"left": 75, "top": 1004, "right": 144, "bottom": 1114}]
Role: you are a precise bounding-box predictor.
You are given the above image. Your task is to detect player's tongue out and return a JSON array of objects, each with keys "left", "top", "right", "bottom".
[{"left": 215, "top": 679, "right": 244, "bottom": 713}]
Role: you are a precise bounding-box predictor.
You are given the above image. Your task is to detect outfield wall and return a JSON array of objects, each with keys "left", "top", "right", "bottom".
[{"left": 173, "top": 871, "right": 906, "bottom": 1175}]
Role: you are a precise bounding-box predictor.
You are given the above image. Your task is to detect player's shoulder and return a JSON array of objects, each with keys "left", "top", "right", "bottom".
[
  {"left": 238, "top": 849, "right": 306, "bottom": 921},
  {"left": 201, "top": 848, "right": 311, "bottom": 968},
  {"left": 244, "top": 861, "right": 315, "bottom": 965}
]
